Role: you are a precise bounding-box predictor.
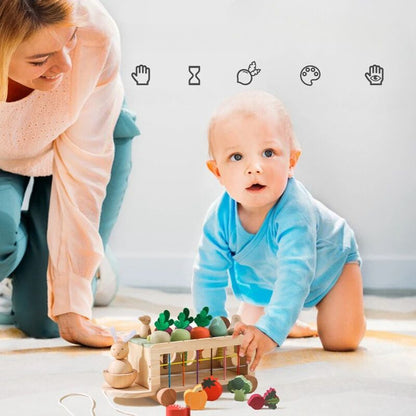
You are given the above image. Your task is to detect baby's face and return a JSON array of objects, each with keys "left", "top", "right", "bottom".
[{"left": 208, "top": 112, "right": 298, "bottom": 212}]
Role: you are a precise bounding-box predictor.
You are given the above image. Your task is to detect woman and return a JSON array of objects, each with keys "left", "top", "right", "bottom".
[{"left": 0, "top": 0, "right": 139, "bottom": 347}]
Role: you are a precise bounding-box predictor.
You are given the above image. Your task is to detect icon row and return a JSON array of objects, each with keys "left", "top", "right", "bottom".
[{"left": 131, "top": 62, "right": 385, "bottom": 87}]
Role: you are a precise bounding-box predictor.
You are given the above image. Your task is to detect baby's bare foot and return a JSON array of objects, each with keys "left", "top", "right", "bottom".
[{"left": 288, "top": 320, "right": 318, "bottom": 338}]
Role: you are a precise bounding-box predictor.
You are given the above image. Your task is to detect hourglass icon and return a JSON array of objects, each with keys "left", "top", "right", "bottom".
[{"left": 188, "top": 65, "right": 201, "bottom": 85}]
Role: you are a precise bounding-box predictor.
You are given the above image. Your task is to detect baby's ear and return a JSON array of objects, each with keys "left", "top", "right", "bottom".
[
  {"left": 288, "top": 150, "right": 301, "bottom": 177},
  {"left": 206, "top": 160, "right": 221, "bottom": 179}
]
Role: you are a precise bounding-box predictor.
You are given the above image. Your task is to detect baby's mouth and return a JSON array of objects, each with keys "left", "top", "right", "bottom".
[{"left": 246, "top": 183, "right": 266, "bottom": 191}]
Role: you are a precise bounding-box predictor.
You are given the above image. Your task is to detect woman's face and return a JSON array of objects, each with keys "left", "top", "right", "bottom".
[{"left": 8, "top": 24, "right": 77, "bottom": 92}]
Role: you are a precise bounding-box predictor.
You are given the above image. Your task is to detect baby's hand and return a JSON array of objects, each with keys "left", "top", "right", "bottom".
[{"left": 232, "top": 322, "right": 277, "bottom": 371}]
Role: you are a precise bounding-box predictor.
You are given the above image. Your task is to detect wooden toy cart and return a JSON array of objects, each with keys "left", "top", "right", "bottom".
[{"left": 103, "top": 334, "right": 256, "bottom": 405}]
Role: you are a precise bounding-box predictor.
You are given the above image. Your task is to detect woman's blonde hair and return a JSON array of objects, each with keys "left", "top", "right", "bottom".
[{"left": 0, "top": 0, "right": 75, "bottom": 101}]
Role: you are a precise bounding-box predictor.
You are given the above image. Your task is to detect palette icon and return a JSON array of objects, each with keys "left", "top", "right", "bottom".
[{"left": 300, "top": 65, "right": 321, "bottom": 86}]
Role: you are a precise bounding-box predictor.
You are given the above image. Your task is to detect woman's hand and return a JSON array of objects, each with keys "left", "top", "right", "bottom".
[
  {"left": 232, "top": 322, "right": 277, "bottom": 371},
  {"left": 56, "top": 312, "right": 113, "bottom": 348}
]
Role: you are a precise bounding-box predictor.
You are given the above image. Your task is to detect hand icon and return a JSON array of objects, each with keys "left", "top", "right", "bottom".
[
  {"left": 365, "top": 65, "right": 384, "bottom": 85},
  {"left": 132, "top": 65, "right": 150, "bottom": 85}
]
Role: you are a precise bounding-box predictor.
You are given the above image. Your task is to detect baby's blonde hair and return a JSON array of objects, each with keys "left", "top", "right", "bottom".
[
  {"left": 0, "top": 0, "right": 75, "bottom": 101},
  {"left": 208, "top": 90, "right": 300, "bottom": 158}
]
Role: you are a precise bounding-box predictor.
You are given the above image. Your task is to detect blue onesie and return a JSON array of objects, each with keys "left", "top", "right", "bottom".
[{"left": 192, "top": 178, "right": 361, "bottom": 346}]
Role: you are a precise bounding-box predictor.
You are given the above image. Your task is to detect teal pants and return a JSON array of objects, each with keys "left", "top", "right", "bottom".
[{"left": 0, "top": 105, "right": 139, "bottom": 338}]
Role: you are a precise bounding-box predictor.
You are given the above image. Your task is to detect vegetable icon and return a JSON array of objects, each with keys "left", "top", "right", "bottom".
[{"left": 237, "top": 61, "right": 261, "bottom": 85}]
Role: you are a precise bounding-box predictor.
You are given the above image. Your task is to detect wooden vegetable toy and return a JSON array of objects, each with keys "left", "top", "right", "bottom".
[
  {"left": 248, "top": 394, "right": 265, "bottom": 410},
  {"left": 209, "top": 316, "right": 228, "bottom": 337},
  {"left": 191, "top": 307, "right": 212, "bottom": 339},
  {"left": 137, "top": 315, "right": 151, "bottom": 338},
  {"left": 227, "top": 375, "right": 253, "bottom": 401},
  {"left": 201, "top": 375, "right": 222, "bottom": 401},
  {"left": 184, "top": 384, "right": 208, "bottom": 410},
  {"left": 248, "top": 387, "right": 280, "bottom": 410},
  {"left": 262, "top": 388, "right": 280, "bottom": 409},
  {"left": 166, "top": 404, "right": 191, "bottom": 416},
  {"left": 103, "top": 329, "right": 137, "bottom": 389},
  {"left": 171, "top": 308, "right": 194, "bottom": 341},
  {"left": 149, "top": 310, "right": 174, "bottom": 343}
]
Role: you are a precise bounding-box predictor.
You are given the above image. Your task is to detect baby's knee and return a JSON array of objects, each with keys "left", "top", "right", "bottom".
[
  {"left": 321, "top": 336, "right": 359, "bottom": 352},
  {"left": 320, "top": 320, "right": 366, "bottom": 352}
]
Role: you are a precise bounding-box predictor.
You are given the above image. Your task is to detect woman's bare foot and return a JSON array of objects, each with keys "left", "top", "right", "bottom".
[
  {"left": 288, "top": 320, "right": 318, "bottom": 338},
  {"left": 56, "top": 312, "right": 113, "bottom": 347}
]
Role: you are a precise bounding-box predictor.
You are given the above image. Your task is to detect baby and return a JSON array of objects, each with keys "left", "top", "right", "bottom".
[{"left": 192, "top": 90, "right": 366, "bottom": 370}]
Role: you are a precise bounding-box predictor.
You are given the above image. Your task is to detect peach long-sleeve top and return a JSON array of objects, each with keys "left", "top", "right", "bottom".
[{"left": 0, "top": 0, "right": 124, "bottom": 320}]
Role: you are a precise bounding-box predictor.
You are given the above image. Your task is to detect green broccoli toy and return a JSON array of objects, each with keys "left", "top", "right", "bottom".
[{"left": 227, "top": 375, "right": 252, "bottom": 401}]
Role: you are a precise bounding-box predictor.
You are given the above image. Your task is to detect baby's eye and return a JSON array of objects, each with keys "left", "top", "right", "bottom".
[
  {"left": 263, "top": 149, "right": 274, "bottom": 158},
  {"left": 230, "top": 153, "right": 242, "bottom": 162}
]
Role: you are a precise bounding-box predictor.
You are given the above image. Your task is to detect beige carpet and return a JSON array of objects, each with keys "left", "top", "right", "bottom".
[{"left": 1, "top": 287, "right": 416, "bottom": 416}]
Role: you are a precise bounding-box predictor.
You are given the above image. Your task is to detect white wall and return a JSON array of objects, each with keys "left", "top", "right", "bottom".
[{"left": 100, "top": 0, "right": 416, "bottom": 290}]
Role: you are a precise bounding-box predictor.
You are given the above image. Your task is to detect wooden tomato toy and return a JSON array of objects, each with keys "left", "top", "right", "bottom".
[
  {"left": 183, "top": 384, "right": 208, "bottom": 410},
  {"left": 201, "top": 376, "right": 222, "bottom": 401}
]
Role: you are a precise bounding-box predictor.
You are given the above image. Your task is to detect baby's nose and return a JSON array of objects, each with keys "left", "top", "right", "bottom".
[{"left": 246, "top": 163, "right": 263, "bottom": 174}]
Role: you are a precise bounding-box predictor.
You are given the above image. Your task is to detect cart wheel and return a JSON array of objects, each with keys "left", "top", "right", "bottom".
[
  {"left": 245, "top": 374, "right": 258, "bottom": 392},
  {"left": 156, "top": 388, "right": 177, "bottom": 406}
]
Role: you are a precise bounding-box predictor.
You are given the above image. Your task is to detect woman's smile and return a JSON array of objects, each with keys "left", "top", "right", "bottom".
[{"left": 40, "top": 73, "right": 62, "bottom": 80}]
